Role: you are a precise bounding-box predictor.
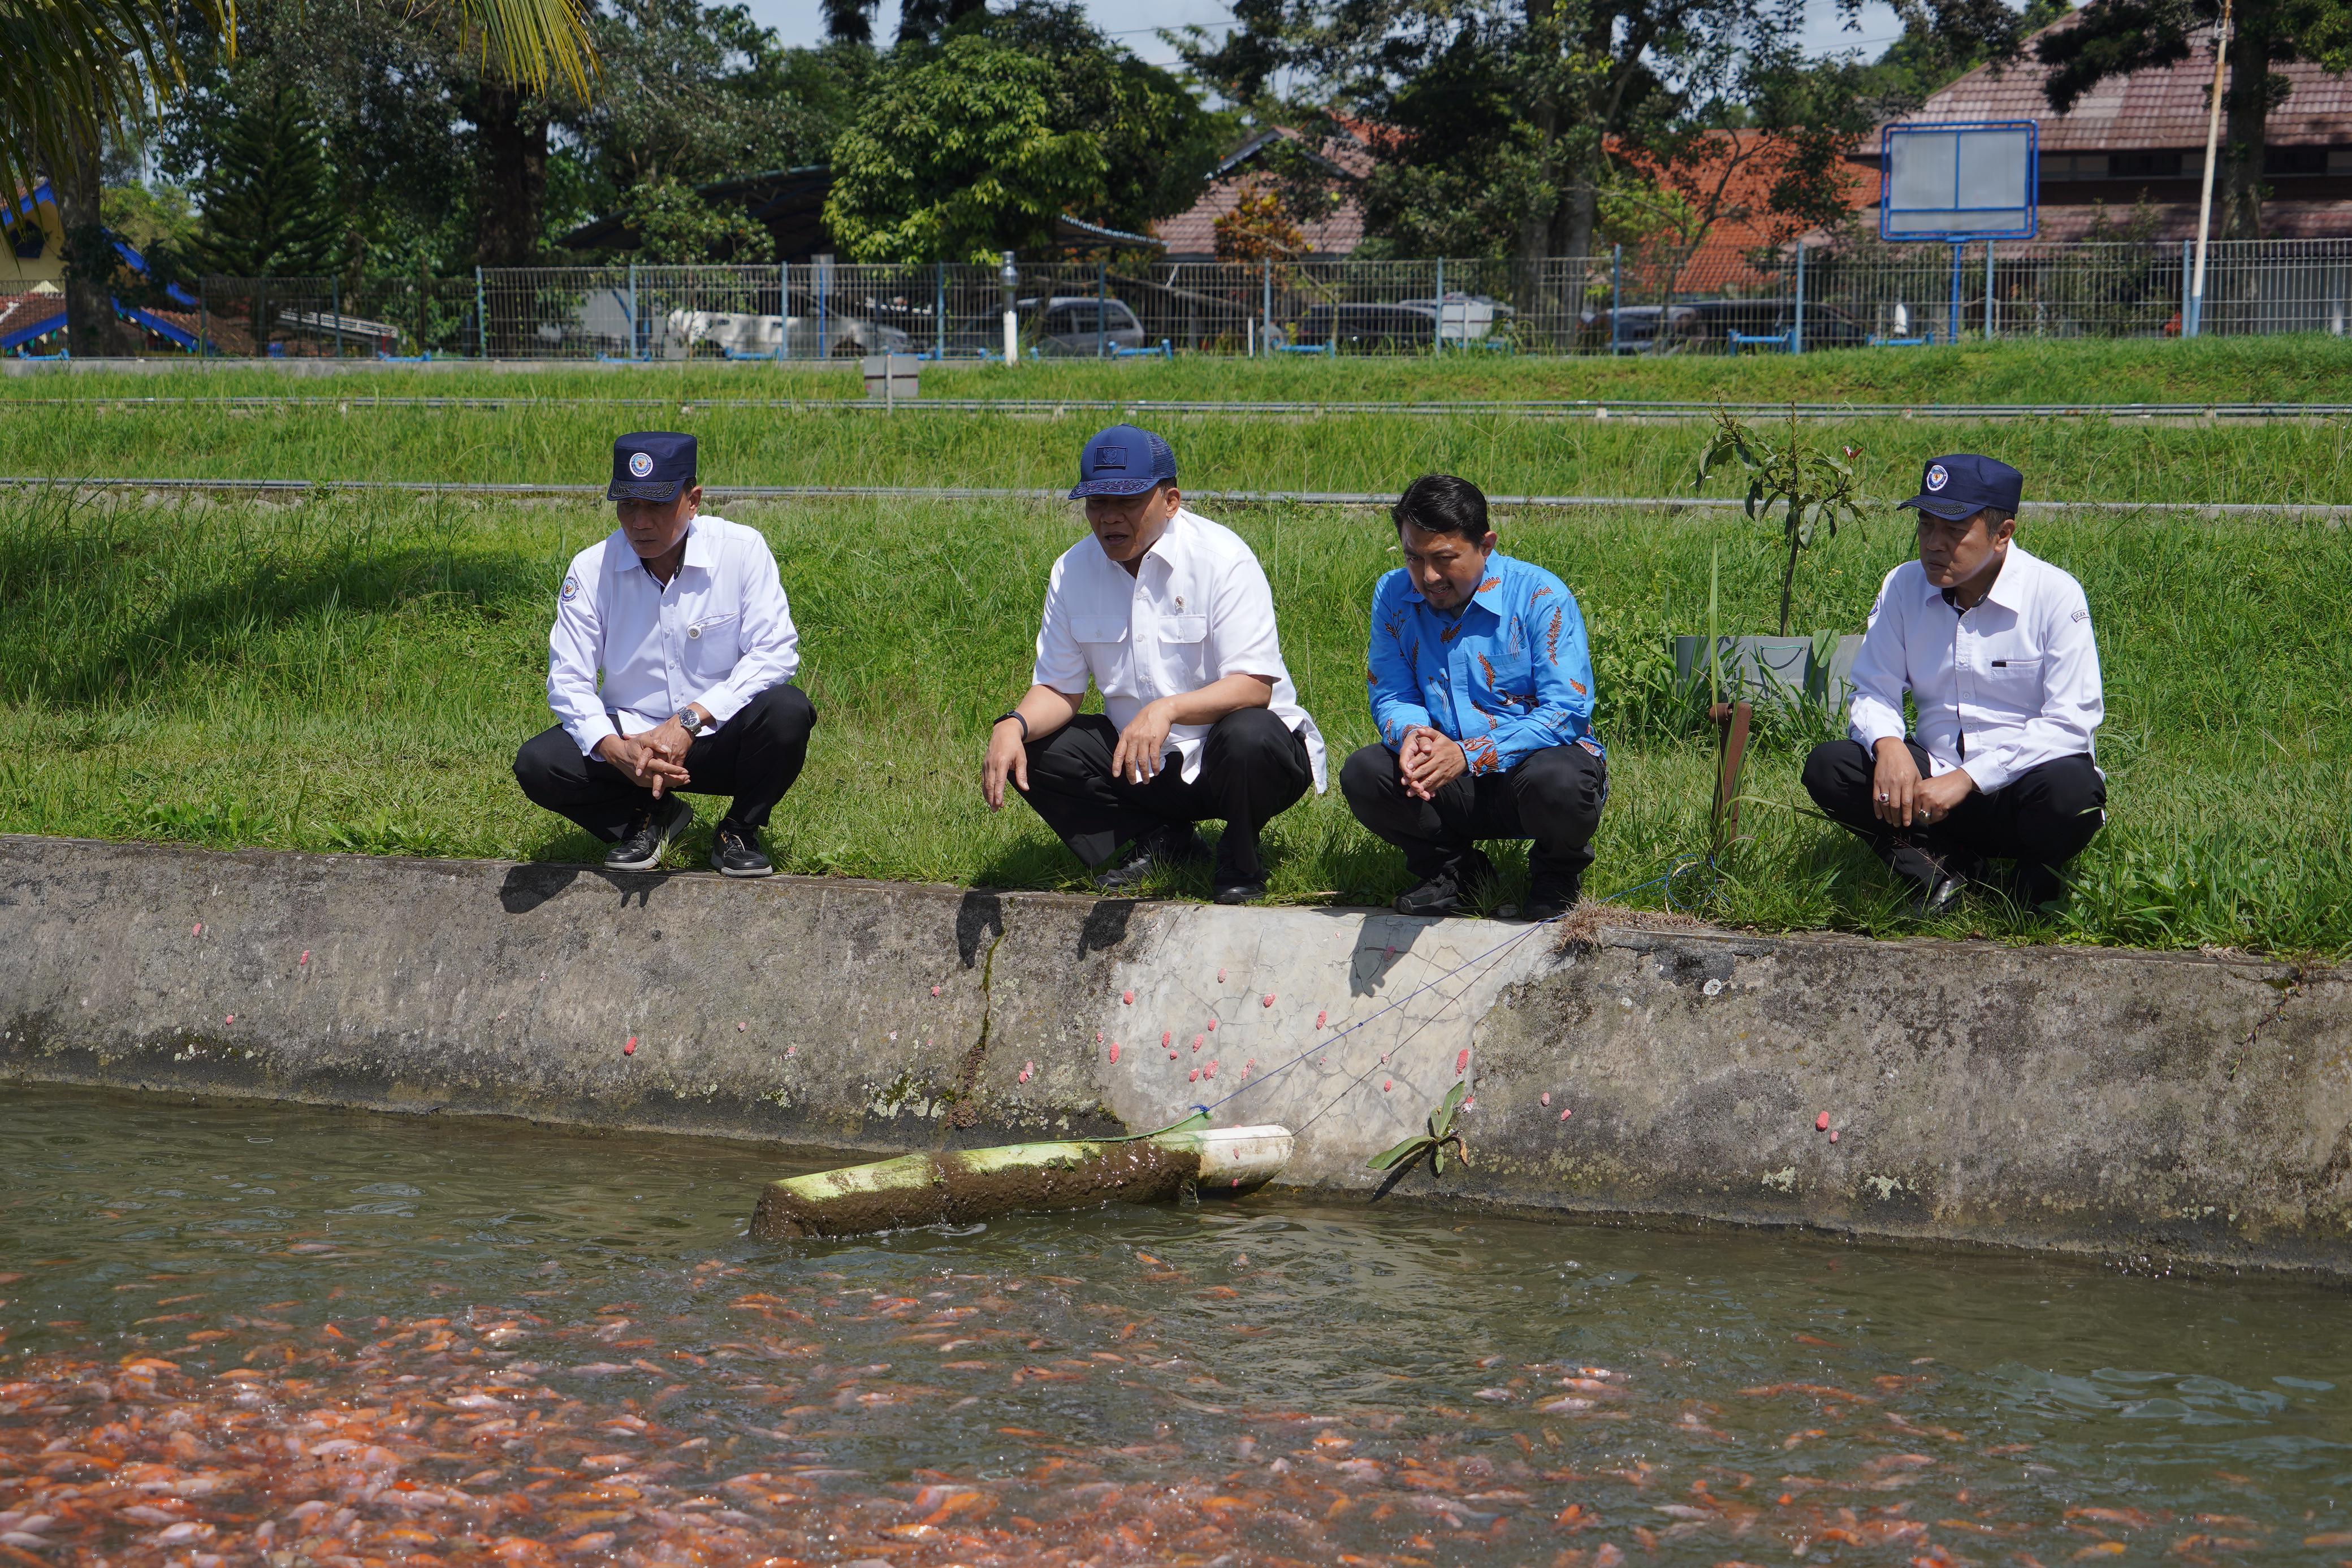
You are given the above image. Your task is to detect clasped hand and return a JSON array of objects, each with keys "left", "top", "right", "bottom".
[
  {"left": 598, "top": 715, "right": 694, "bottom": 798},
  {"left": 1396, "top": 725, "right": 1468, "bottom": 801},
  {"left": 1870, "top": 739, "right": 1974, "bottom": 828}
]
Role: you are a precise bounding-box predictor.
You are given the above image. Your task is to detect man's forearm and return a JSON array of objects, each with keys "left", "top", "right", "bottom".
[
  {"left": 1009, "top": 683, "right": 1084, "bottom": 742},
  {"left": 1160, "top": 673, "right": 1274, "bottom": 726}
]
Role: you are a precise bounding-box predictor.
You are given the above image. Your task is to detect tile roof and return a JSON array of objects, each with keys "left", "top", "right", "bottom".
[
  {"left": 1154, "top": 125, "right": 1372, "bottom": 260},
  {"left": 1902, "top": 11, "right": 2352, "bottom": 149}
]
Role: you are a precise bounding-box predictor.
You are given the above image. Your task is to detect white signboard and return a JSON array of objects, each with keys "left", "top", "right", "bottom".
[{"left": 1881, "top": 120, "right": 2039, "bottom": 241}]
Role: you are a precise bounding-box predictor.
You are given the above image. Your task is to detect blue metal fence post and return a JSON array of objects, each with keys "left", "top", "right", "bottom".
[
  {"left": 475, "top": 266, "right": 486, "bottom": 358},
  {"left": 817, "top": 258, "right": 829, "bottom": 359},
  {"left": 331, "top": 276, "right": 341, "bottom": 359},
  {"left": 1261, "top": 257, "right": 1272, "bottom": 356},
  {"left": 1434, "top": 257, "right": 1445, "bottom": 354},
  {"left": 1097, "top": 259, "right": 1108, "bottom": 359},
  {"left": 2181, "top": 239, "right": 2195, "bottom": 337},
  {"left": 936, "top": 261, "right": 946, "bottom": 359},
  {"left": 1610, "top": 245, "right": 1621, "bottom": 355},
  {"left": 627, "top": 263, "right": 639, "bottom": 359},
  {"left": 1948, "top": 243, "right": 1964, "bottom": 344},
  {"left": 776, "top": 262, "right": 786, "bottom": 361},
  {"left": 1792, "top": 242, "right": 1806, "bottom": 353}
]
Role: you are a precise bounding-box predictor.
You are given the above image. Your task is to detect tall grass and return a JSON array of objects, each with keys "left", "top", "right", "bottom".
[
  {"left": 7, "top": 399, "right": 2352, "bottom": 508},
  {"left": 6, "top": 332, "right": 2351, "bottom": 405},
  {"left": 1, "top": 488, "right": 2343, "bottom": 954}
]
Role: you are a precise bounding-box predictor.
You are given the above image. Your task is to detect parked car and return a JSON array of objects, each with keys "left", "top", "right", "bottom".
[
  {"left": 1290, "top": 302, "right": 1446, "bottom": 352},
  {"left": 1019, "top": 295, "right": 1147, "bottom": 356},
  {"left": 1581, "top": 298, "right": 1868, "bottom": 353},
  {"left": 572, "top": 287, "right": 911, "bottom": 359}
]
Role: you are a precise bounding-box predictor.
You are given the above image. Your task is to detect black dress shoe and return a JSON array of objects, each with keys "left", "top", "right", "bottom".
[
  {"left": 1520, "top": 869, "right": 1582, "bottom": 921},
  {"left": 606, "top": 795, "right": 693, "bottom": 872},
  {"left": 1213, "top": 880, "right": 1266, "bottom": 906},
  {"left": 1096, "top": 824, "right": 1208, "bottom": 890},
  {"left": 710, "top": 819, "right": 773, "bottom": 877},
  {"left": 1904, "top": 870, "right": 1965, "bottom": 919},
  {"left": 1394, "top": 848, "right": 1495, "bottom": 918}
]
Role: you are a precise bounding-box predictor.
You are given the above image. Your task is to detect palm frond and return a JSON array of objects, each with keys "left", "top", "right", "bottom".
[
  {"left": 439, "top": 0, "right": 598, "bottom": 98},
  {"left": 0, "top": 0, "right": 232, "bottom": 211}
]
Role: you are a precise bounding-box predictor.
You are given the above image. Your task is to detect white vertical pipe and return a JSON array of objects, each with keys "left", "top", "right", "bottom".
[{"left": 2188, "top": 0, "right": 2233, "bottom": 339}]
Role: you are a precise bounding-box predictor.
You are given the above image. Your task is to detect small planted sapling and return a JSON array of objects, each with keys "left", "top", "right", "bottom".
[
  {"left": 1692, "top": 406, "right": 1870, "bottom": 635},
  {"left": 1368, "top": 1081, "right": 1470, "bottom": 1181}
]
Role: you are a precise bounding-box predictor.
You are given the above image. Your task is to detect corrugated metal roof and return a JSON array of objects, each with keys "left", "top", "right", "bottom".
[{"left": 1904, "top": 12, "right": 2352, "bottom": 148}]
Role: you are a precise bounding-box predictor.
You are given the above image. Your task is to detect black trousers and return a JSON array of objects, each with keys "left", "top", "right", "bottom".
[
  {"left": 1018, "top": 708, "right": 1313, "bottom": 883},
  {"left": 513, "top": 683, "right": 816, "bottom": 841},
  {"left": 1339, "top": 740, "right": 1609, "bottom": 883},
  {"left": 1802, "top": 738, "right": 2105, "bottom": 894}
]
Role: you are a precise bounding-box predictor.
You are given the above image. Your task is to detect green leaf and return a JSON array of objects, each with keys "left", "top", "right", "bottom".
[
  {"left": 1429, "top": 1080, "right": 1468, "bottom": 1140},
  {"left": 1433, "top": 1144, "right": 1449, "bottom": 1176},
  {"left": 1369, "top": 1135, "right": 1434, "bottom": 1171}
]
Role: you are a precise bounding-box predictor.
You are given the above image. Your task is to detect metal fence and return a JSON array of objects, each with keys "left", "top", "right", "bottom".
[{"left": 157, "top": 239, "right": 2352, "bottom": 361}]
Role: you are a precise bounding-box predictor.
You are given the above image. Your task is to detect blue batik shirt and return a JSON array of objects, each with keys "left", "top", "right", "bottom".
[{"left": 1366, "top": 552, "right": 1602, "bottom": 776}]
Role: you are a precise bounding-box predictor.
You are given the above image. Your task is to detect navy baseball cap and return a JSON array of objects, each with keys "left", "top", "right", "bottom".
[
  {"left": 1070, "top": 424, "right": 1177, "bottom": 499},
  {"left": 1900, "top": 453, "right": 2023, "bottom": 521},
  {"left": 608, "top": 431, "right": 697, "bottom": 502}
]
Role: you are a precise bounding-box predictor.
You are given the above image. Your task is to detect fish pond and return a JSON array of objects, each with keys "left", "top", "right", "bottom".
[{"left": 1, "top": 1085, "right": 2347, "bottom": 1567}]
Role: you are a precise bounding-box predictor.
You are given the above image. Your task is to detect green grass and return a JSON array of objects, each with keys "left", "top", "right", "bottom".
[
  {"left": 9, "top": 332, "right": 2352, "bottom": 405},
  {"left": 9, "top": 396, "right": 2352, "bottom": 508},
  {"left": 3, "top": 488, "right": 2344, "bottom": 955}
]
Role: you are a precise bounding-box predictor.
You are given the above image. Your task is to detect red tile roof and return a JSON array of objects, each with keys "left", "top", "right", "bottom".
[
  {"left": 1900, "top": 11, "right": 2352, "bottom": 149},
  {"left": 1153, "top": 125, "right": 1373, "bottom": 259}
]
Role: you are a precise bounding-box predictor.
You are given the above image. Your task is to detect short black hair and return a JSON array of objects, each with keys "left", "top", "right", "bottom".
[{"left": 1393, "top": 474, "right": 1490, "bottom": 543}]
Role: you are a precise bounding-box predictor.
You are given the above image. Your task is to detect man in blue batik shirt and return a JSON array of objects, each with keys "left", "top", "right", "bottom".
[{"left": 1339, "top": 474, "right": 1606, "bottom": 920}]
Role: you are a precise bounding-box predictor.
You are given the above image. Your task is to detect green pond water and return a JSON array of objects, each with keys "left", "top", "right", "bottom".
[{"left": 1, "top": 1084, "right": 2346, "bottom": 1567}]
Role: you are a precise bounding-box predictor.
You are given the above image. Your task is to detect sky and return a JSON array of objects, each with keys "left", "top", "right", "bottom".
[{"left": 742, "top": 0, "right": 1912, "bottom": 70}]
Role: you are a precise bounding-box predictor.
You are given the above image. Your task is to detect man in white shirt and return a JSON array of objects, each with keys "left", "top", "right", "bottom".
[
  {"left": 980, "top": 424, "right": 1325, "bottom": 904},
  {"left": 513, "top": 432, "right": 814, "bottom": 877},
  {"left": 1802, "top": 453, "right": 2106, "bottom": 915}
]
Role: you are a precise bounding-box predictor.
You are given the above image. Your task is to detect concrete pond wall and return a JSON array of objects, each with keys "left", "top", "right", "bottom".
[{"left": 2, "top": 834, "right": 2347, "bottom": 1277}]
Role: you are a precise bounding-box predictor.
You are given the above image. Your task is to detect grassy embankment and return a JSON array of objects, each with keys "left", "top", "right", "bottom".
[
  {"left": 8, "top": 331, "right": 2352, "bottom": 404},
  {"left": 2, "top": 488, "right": 2344, "bottom": 955},
  {"left": 8, "top": 335, "right": 2352, "bottom": 506}
]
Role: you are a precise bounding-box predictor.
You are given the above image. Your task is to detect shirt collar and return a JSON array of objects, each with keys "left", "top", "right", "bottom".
[
  {"left": 1126, "top": 508, "right": 1193, "bottom": 575},
  {"left": 1925, "top": 542, "right": 2029, "bottom": 609},
  {"left": 605, "top": 516, "right": 708, "bottom": 577}
]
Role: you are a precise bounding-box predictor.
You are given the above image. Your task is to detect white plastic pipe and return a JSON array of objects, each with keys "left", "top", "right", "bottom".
[
  {"left": 1193, "top": 1124, "right": 1295, "bottom": 1193},
  {"left": 2188, "top": 0, "right": 2232, "bottom": 338}
]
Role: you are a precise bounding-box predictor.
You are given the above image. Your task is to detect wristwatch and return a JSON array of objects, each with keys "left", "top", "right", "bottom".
[{"left": 673, "top": 706, "right": 710, "bottom": 735}]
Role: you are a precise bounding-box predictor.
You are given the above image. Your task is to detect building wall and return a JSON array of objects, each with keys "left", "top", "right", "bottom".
[{"left": 2, "top": 190, "right": 66, "bottom": 288}]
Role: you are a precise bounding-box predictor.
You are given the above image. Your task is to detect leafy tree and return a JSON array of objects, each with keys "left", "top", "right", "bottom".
[
  {"left": 2034, "top": 0, "right": 2352, "bottom": 237},
  {"left": 824, "top": 34, "right": 1106, "bottom": 261},
  {"left": 184, "top": 79, "right": 343, "bottom": 276},
  {"left": 612, "top": 174, "right": 777, "bottom": 260},
  {"left": 1183, "top": 0, "right": 1796, "bottom": 268},
  {"left": 1214, "top": 183, "right": 1309, "bottom": 259}
]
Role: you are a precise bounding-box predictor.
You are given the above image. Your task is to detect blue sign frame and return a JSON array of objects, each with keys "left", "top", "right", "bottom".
[{"left": 1879, "top": 120, "right": 2039, "bottom": 242}]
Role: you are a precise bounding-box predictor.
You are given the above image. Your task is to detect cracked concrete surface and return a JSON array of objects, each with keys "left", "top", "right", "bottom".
[{"left": 3, "top": 835, "right": 2348, "bottom": 1275}]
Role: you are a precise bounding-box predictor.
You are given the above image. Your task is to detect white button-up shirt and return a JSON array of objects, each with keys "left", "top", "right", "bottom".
[
  {"left": 1032, "top": 507, "right": 1326, "bottom": 790},
  {"left": 547, "top": 514, "right": 801, "bottom": 757},
  {"left": 1847, "top": 542, "right": 2103, "bottom": 794}
]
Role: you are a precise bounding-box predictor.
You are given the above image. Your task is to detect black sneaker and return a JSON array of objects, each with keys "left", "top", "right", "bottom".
[
  {"left": 1394, "top": 848, "right": 1495, "bottom": 919},
  {"left": 1521, "top": 868, "right": 1583, "bottom": 922},
  {"left": 606, "top": 795, "right": 693, "bottom": 872},
  {"left": 710, "top": 819, "right": 773, "bottom": 878},
  {"left": 1096, "top": 825, "right": 1208, "bottom": 890}
]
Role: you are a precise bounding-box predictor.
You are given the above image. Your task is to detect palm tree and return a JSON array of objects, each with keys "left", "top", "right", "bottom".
[{"left": 1, "top": 0, "right": 595, "bottom": 355}]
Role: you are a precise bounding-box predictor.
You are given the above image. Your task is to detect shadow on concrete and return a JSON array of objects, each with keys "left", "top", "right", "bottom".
[
  {"left": 499, "top": 861, "right": 665, "bottom": 913},
  {"left": 956, "top": 890, "right": 1003, "bottom": 968},
  {"left": 1078, "top": 898, "right": 1136, "bottom": 958},
  {"left": 1345, "top": 909, "right": 1433, "bottom": 997}
]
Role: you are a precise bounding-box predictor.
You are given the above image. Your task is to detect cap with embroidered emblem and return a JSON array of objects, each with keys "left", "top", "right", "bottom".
[
  {"left": 1069, "top": 423, "right": 1177, "bottom": 499},
  {"left": 1899, "top": 452, "right": 2022, "bottom": 521},
  {"left": 608, "top": 431, "right": 697, "bottom": 502}
]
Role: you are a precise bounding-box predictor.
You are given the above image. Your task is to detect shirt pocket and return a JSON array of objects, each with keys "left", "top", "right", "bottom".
[
  {"left": 1071, "top": 616, "right": 1130, "bottom": 649},
  {"left": 684, "top": 610, "right": 741, "bottom": 679},
  {"left": 1982, "top": 655, "right": 2044, "bottom": 712}
]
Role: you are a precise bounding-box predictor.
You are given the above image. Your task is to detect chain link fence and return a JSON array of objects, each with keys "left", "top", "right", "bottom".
[{"left": 148, "top": 240, "right": 2352, "bottom": 361}]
